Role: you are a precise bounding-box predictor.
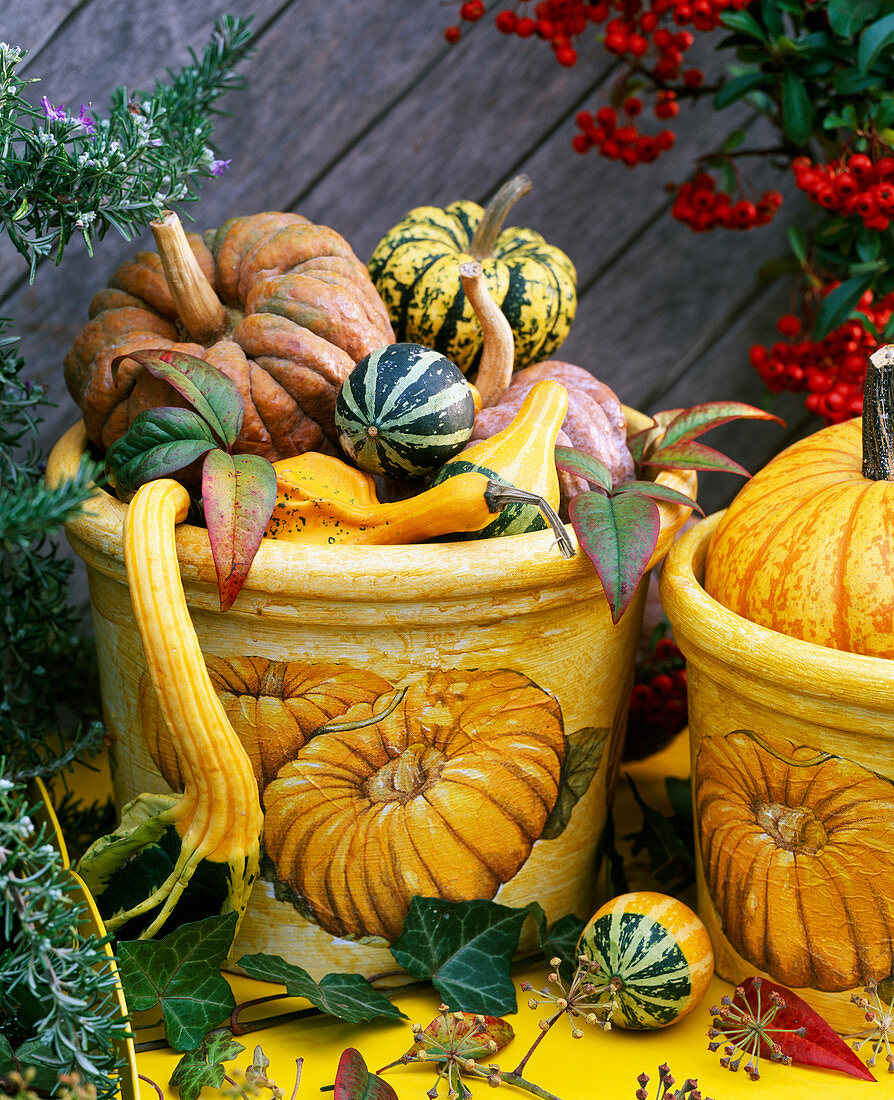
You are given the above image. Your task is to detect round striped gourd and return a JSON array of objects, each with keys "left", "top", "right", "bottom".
[
  {"left": 577, "top": 891, "right": 714, "bottom": 1030},
  {"left": 335, "top": 342, "right": 476, "bottom": 479},
  {"left": 368, "top": 175, "right": 577, "bottom": 376}
]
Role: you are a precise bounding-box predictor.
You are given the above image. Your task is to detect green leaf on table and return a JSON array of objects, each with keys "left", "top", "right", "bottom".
[
  {"left": 113, "top": 348, "right": 243, "bottom": 448},
  {"left": 828, "top": 0, "right": 880, "bottom": 38},
  {"left": 858, "top": 11, "right": 894, "bottom": 72},
  {"left": 106, "top": 407, "right": 217, "bottom": 496},
  {"left": 713, "top": 71, "right": 769, "bottom": 109},
  {"left": 117, "top": 913, "right": 238, "bottom": 1051},
  {"left": 541, "top": 725, "right": 610, "bottom": 839},
  {"left": 390, "top": 897, "right": 543, "bottom": 1015},
  {"left": 554, "top": 445, "right": 612, "bottom": 491},
  {"left": 236, "top": 953, "right": 405, "bottom": 1023},
  {"left": 334, "top": 1048, "right": 398, "bottom": 1100},
  {"left": 814, "top": 272, "right": 877, "bottom": 339},
  {"left": 170, "top": 1030, "right": 245, "bottom": 1100},
  {"left": 568, "top": 490, "right": 659, "bottom": 625},
  {"left": 781, "top": 69, "right": 815, "bottom": 146},
  {"left": 202, "top": 450, "right": 277, "bottom": 612}
]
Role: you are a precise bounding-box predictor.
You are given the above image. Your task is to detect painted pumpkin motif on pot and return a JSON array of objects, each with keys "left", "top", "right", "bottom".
[
  {"left": 262, "top": 667, "right": 566, "bottom": 941},
  {"left": 140, "top": 657, "right": 394, "bottom": 790},
  {"left": 695, "top": 729, "right": 894, "bottom": 992}
]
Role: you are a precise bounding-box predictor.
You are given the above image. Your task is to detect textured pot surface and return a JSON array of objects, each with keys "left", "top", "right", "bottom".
[
  {"left": 49, "top": 417, "right": 692, "bottom": 980},
  {"left": 661, "top": 513, "right": 894, "bottom": 1032}
]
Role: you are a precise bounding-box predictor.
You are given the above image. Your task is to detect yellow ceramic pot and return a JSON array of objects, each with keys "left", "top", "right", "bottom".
[
  {"left": 48, "top": 415, "right": 693, "bottom": 980},
  {"left": 660, "top": 513, "right": 894, "bottom": 1031}
]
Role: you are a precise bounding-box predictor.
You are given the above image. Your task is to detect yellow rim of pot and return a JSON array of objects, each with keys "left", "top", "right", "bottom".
[
  {"left": 46, "top": 409, "right": 695, "bottom": 606},
  {"left": 661, "top": 513, "right": 894, "bottom": 707}
]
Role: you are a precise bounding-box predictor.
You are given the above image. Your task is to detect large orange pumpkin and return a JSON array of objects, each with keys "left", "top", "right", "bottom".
[
  {"left": 262, "top": 667, "right": 566, "bottom": 940},
  {"left": 64, "top": 211, "right": 394, "bottom": 461},
  {"left": 140, "top": 657, "right": 394, "bottom": 790},
  {"left": 704, "top": 345, "right": 894, "bottom": 657},
  {"left": 695, "top": 729, "right": 894, "bottom": 992}
]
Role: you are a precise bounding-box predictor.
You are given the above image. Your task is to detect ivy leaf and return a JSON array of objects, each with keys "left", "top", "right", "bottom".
[
  {"left": 112, "top": 349, "right": 243, "bottom": 448},
  {"left": 780, "top": 69, "right": 815, "bottom": 145},
  {"left": 567, "top": 490, "right": 660, "bottom": 625},
  {"left": 554, "top": 445, "right": 612, "bottom": 491},
  {"left": 538, "top": 913, "right": 587, "bottom": 982},
  {"left": 858, "top": 10, "right": 894, "bottom": 72},
  {"left": 713, "top": 71, "right": 769, "bottom": 109},
  {"left": 814, "top": 272, "right": 877, "bottom": 339},
  {"left": 8, "top": 1037, "right": 61, "bottom": 1093},
  {"left": 202, "top": 451, "right": 277, "bottom": 612},
  {"left": 333, "top": 1048, "right": 398, "bottom": 1100},
  {"left": 624, "top": 774, "right": 695, "bottom": 891},
  {"left": 170, "top": 1030, "right": 245, "bottom": 1100},
  {"left": 390, "top": 897, "right": 542, "bottom": 1015},
  {"left": 236, "top": 953, "right": 406, "bottom": 1023},
  {"left": 106, "top": 407, "right": 217, "bottom": 496},
  {"left": 541, "top": 725, "right": 610, "bottom": 839},
  {"left": 116, "top": 913, "right": 238, "bottom": 1051},
  {"left": 827, "top": 0, "right": 880, "bottom": 38}
]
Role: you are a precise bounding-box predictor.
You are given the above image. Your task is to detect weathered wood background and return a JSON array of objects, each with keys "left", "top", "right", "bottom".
[{"left": 7, "top": 0, "right": 813, "bottom": 520}]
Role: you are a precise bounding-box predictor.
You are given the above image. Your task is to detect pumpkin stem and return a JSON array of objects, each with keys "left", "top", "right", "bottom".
[
  {"left": 460, "top": 260, "right": 514, "bottom": 407},
  {"left": 862, "top": 345, "right": 894, "bottom": 481},
  {"left": 151, "top": 210, "right": 228, "bottom": 343},
  {"left": 469, "top": 174, "right": 532, "bottom": 260}
]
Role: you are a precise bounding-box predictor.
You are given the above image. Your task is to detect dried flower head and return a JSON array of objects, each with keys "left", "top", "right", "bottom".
[
  {"left": 634, "top": 1064, "right": 713, "bottom": 1099},
  {"left": 851, "top": 979, "right": 894, "bottom": 1073},
  {"left": 521, "top": 954, "right": 620, "bottom": 1040},
  {"left": 708, "top": 978, "right": 804, "bottom": 1081}
]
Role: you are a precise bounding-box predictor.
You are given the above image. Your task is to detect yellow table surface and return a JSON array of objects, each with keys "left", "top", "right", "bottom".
[{"left": 120, "top": 732, "right": 894, "bottom": 1100}]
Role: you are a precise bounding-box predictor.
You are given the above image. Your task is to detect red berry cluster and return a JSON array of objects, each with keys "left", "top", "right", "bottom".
[
  {"left": 573, "top": 104, "right": 675, "bottom": 165},
  {"left": 625, "top": 635, "right": 688, "bottom": 760},
  {"left": 671, "top": 172, "right": 783, "bottom": 230},
  {"left": 792, "top": 153, "right": 894, "bottom": 232},
  {"left": 749, "top": 289, "right": 894, "bottom": 424}
]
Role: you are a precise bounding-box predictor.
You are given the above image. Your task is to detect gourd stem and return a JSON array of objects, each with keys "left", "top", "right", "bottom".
[
  {"left": 460, "top": 260, "right": 514, "bottom": 407},
  {"left": 151, "top": 210, "right": 227, "bottom": 343},
  {"left": 862, "top": 345, "right": 894, "bottom": 481},
  {"left": 469, "top": 174, "right": 532, "bottom": 260}
]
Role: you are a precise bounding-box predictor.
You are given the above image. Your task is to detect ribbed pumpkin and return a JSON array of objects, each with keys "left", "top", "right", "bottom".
[
  {"left": 335, "top": 342, "right": 476, "bottom": 478},
  {"left": 262, "top": 667, "right": 566, "bottom": 941},
  {"left": 64, "top": 211, "right": 395, "bottom": 461},
  {"left": 695, "top": 729, "right": 894, "bottom": 992},
  {"left": 704, "top": 345, "right": 894, "bottom": 658},
  {"left": 368, "top": 175, "right": 577, "bottom": 375},
  {"left": 577, "top": 892, "right": 714, "bottom": 1029},
  {"left": 139, "top": 657, "right": 394, "bottom": 790}
]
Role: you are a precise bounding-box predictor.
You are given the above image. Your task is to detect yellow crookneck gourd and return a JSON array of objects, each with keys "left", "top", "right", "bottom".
[{"left": 75, "top": 479, "right": 263, "bottom": 941}]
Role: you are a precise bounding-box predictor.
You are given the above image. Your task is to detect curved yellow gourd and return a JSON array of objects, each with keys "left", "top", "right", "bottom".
[
  {"left": 266, "top": 453, "right": 496, "bottom": 544},
  {"left": 113, "top": 479, "right": 263, "bottom": 936}
]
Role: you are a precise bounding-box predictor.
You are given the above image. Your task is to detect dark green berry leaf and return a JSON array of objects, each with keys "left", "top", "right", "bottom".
[
  {"left": 780, "top": 69, "right": 815, "bottom": 146},
  {"left": 828, "top": 0, "right": 880, "bottom": 38},
  {"left": 567, "top": 490, "right": 659, "bottom": 624},
  {"left": 554, "top": 445, "right": 612, "bottom": 491},
  {"left": 170, "top": 1031, "right": 245, "bottom": 1100},
  {"left": 106, "top": 407, "right": 217, "bottom": 496},
  {"left": 236, "top": 954, "right": 405, "bottom": 1023},
  {"left": 720, "top": 10, "right": 769, "bottom": 40},
  {"left": 814, "top": 272, "right": 877, "bottom": 340},
  {"left": 202, "top": 451, "right": 277, "bottom": 612},
  {"left": 333, "top": 1048, "right": 398, "bottom": 1100},
  {"left": 117, "top": 913, "right": 238, "bottom": 1052},
  {"left": 787, "top": 225, "right": 808, "bottom": 266},
  {"left": 713, "top": 71, "right": 769, "bottom": 110},
  {"left": 111, "top": 348, "right": 243, "bottom": 448},
  {"left": 858, "top": 10, "right": 894, "bottom": 72},
  {"left": 390, "top": 897, "right": 543, "bottom": 1015}
]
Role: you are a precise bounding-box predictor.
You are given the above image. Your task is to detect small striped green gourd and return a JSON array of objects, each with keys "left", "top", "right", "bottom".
[
  {"left": 335, "top": 342, "right": 476, "bottom": 478},
  {"left": 430, "top": 378, "right": 568, "bottom": 539},
  {"left": 368, "top": 175, "right": 577, "bottom": 376},
  {"left": 577, "top": 891, "right": 714, "bottom": 1029}
]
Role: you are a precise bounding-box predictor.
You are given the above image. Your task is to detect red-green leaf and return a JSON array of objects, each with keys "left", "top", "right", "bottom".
[
  {"left": 655, "top": 401, "right": 785, "bottom": 448},
  {"left": 613, "top": 480, "right": 703, "bottom": 515},
  {"left": 641, "top": 440, "right": 751, "bottom": 478},
  {"left": 568, "top": 490, "right": 659, "bottom": 624},
  {"left": 202, "top": 451, "right": 277, "bottom": 612},
  {"left": 402, "top": 1013, "right": 515, "bottom": 1063},
  {"left": 735, "top": 977, "right": 875, "bottom": 1081},
  {"left": 554, "top": 445, "right": 613, "bottom": 491},
  {"left": 105, "top": 408, "right": 218, "bottom": 496},
  {"left": 112, "top": 349, "right": 243, "bottom": 448},
  {"left": 334, "top": 1048, "right": 398, "bottom": 1100}
]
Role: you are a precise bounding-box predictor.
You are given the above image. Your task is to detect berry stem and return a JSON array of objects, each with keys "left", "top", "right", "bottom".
[
  {"left": 497, "top": 1070, "right": 566, "bottom": 1100},
  {"left": 470, "top": 173, "right": 532, "bottom": 259},
  {"left": 862, "top": 345, "right": 894, "bottom": 480},
  {"left": 512, "top": 1009, "right": 563, "bottom": 1077}
]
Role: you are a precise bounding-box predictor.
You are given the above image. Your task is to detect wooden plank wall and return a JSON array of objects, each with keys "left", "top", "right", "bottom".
[{"left": 6, "top": 0, "right": 813, "bottom": 523}]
